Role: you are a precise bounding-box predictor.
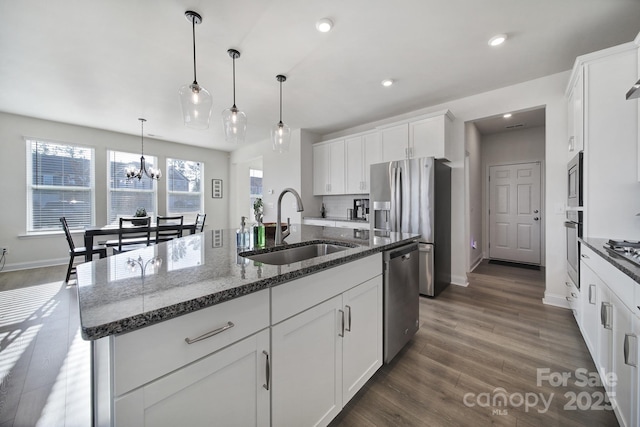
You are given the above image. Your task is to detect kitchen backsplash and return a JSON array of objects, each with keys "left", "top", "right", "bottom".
[{"left": 322, "top": 195, "right": 365, "bottom": 219}]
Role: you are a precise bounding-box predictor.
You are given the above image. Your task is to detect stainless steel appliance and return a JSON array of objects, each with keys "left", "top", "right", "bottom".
[
  {"left": 371, "top": 157, "right": 451, "bottom": 296},
  {"left": 383, "top": 242, "right": 419, "bottom": 363},
  {"left": 567, "top": 152, "right": 583, "bottom": 209},
  {"left": 565, "top": 151, "right": 584, "bottom": 288},
  {"left": 604, "top": 239, "right": 640, "bottom": 267},
  {"left": 353, "top": 198, "right": 369, "bottom": 220}
]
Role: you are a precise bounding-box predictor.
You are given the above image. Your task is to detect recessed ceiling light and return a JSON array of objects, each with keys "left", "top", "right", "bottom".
[
  {"left": 503, "top": 113, "right": 512, "bottom": 118},
  {"left": 488, "top": 34, "right": 507, "bottom": 47},
  {"left": 381, "top": 79, "right": 394, "bottom": 87},
  {"left": 316, "top": 18, "right": 333, "bottom": 33}
]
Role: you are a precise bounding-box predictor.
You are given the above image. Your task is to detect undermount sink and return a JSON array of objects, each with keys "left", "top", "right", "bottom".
[{"left": 240, "top": 241, "right": 355, "bottom": 265}]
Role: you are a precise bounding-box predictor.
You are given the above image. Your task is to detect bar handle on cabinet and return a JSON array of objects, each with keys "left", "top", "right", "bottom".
[
  {"left": 338, "top": 309, "right": 345, "bottom": 337},
  {"left": 262, "top": 350, "right": 270, "bottom": 390},
  {"left": 565, "top": 281, "right": 573, "bottom": 288},
  {"left": 589, "top": 284, "right": 596, "bottom": 305},
  {"left": 345, "top": 305, "right": 352, "bottom": 332},
  {"left": 581, "top": 253, "right": 590, "bottom": 259},
  {"left": 600, "top": 302, "right": 606, "bottom": 327},
  {"left": 184, "top": 321, "right": 234, "bottom": 344},
  {"left": 624, "top": 334, "right": 638, "bottom": 367},
  {"left": 571, "top": 292, "right": 578, "bottom": 298},
  {"left": 601, "top": 302, "right": 612, "bottom": 330}
]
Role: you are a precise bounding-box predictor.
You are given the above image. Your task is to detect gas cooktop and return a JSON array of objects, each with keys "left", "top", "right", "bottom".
[{"left": 603, "top": 239, "right": 640, "bottom": 267}]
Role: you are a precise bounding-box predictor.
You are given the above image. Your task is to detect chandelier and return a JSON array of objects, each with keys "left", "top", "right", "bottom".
[{"left": 125, "top": 118, "right": 162, "bottom": 181}]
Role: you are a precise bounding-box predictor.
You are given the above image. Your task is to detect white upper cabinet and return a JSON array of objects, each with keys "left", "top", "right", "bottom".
[
  {"left": 346, "top": 132, "right": 381, "bottom": 194},
  {"left": 313, "top": 140, "right": 345, "bottom": 195},
  {"left": 567, "top": 69, "right": 584, "bottom": 160},
  {"left": 379, "top": 110, "right": 454, "bottom": 162},
  {"left": 380, "top": 123, "right": 409, "bottom": 162}
]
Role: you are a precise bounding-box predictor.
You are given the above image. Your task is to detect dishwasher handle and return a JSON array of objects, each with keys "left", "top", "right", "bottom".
[{"left": 384, "top": 242, "right": 419, "bottom": 262}]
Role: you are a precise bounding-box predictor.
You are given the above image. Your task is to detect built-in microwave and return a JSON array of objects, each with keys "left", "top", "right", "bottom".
[{"left": 567, "top": 151, "right": 583, "bottom": 208}]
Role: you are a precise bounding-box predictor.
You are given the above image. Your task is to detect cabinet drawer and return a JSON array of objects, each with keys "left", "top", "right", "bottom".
[
  {"left": 112, "top": 289, "right": 269, "bottom": 396},
  {"left": 581, "top": 245, "right": 636, "bottom": 312},
  {"left": 272, "top": 254, "right": 382, "bottom": 324}
]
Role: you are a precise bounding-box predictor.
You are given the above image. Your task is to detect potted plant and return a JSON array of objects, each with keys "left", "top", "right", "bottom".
[{"left": 132, "top": 207, "right": 148, "bottom": 226}]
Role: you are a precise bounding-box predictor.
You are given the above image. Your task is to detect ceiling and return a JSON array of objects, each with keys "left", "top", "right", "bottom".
[
  {"left": 473, "top": 108, "right": 546, "bottom": 135},
  {"left": 1, "top": 1, "right": 639, "bottom": 152}
]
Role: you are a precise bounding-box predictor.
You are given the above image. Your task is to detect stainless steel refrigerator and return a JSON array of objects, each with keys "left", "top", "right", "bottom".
[{"left": 370, "top": 157, "right": 451, "bottom": 296}]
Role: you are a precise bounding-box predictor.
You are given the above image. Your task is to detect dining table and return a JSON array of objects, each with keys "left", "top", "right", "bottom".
[{"left": 83, "top": 221, "right": 197, "bottom": 261}]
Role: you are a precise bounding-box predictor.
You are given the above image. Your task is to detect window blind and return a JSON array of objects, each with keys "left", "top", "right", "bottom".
[
  {"left": 27, "top": 139, "right": 95, "bottom": 231},
  {"left": 108, "top": 150, "right": 157, "bottom": 224},
  {"left": 166, "top": 158, "right": 203, "bottom": 221}
]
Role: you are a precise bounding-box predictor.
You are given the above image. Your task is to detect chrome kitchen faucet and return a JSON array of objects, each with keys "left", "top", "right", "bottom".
[{"left": 275, "top": 188, "right": 304, "bottom": 245}]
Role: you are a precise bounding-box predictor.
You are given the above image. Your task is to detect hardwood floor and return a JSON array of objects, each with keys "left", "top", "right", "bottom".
[
  {"left": 0, "top": 265, "right": 90, "bottom": 427},
  {"left": 0, "top": 261, "right": 619, "bottom": 426},
  {"left": 330, "top": 260, "right": 619, "bottom": 427}
]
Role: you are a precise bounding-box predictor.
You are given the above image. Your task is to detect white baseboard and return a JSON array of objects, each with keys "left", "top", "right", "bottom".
[
  {"left": 451, "top": 275, "right": 469, "bottom": 287},
  {"left": 542, "top": 292, "right": 570, "bottom": 309},
  {"left": 469, "top": 256, "right": 483, "bottom": 272},
  {"left": 1, "top": 257, "right": 67, "bottom": 273}
]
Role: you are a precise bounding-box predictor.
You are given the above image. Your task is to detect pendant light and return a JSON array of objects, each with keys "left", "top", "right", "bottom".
[
  {"left": 271, "top": 75, "right": 291, "bottom": 153},
  {"left": 125, "top": 118, "right": 162, "bottom": 181},
  {"left": 178, "top": 11, "right": 212, "bottom": 129},
  {"left": 221, "top": 49, "right": 247, "bottom": 143}
]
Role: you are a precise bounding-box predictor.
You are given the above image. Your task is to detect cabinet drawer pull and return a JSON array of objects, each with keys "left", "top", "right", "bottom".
[
  {"left": 581, "top": 254, "right": 589, "bottom": 259},
  {"left": 565, "top": 281, "right": 573, "bottom": 288},
  {"left": 624, "top": 334, "right": 638, "bottom": 367},
  {"left": 588, "top": 284, "right": 596, "bottom": 305},
  {"left": 345, "top": 305, "right": 352, "bottom": 332},
  {"left": 338, "top": 309, "right": 345, "bottom": 337},
  {"left": 600, "top": 302, "right": 612, "bottom": 330},
  {"left": 263, "top": 350, "right": 271, "bottom": 390},
  {"left": 566, "top": 296, "right": 571, "bottom": 301},
  {"left": 571, "top": 292, "right": 577, "bottom": 298},
  {"left": 184, "top": 321, "right": 235, "bottom": 344}
]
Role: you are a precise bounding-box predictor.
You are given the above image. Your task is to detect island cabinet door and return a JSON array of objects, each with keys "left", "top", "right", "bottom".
[
  {"left": 342, "top": 276, "right": 383, "bottom": 403},
  {"left": 271, "top": 295, "right": 343, "bottom": 427},
  {"left": 114, "top": 329, "right": 270, "bottom": 427}
]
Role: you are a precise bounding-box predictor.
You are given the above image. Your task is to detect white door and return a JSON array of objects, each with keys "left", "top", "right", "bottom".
[
  {"left": 329, "top": 140, "right": 346, "bottom": 194},
  {"left": 313, "top": 143, "right": 330, "bottom": 195},
  {"left": 362, "top": 132, "right": 382, "bottom": 193},
  {"left": 488, "top": 162, "right": 541, "bottom": 264},
  {"left": 342, "top": 277, "right": 383, "bottom": 403},
  {"left": 114, "top": 329, "right": 270, "bottom": 427},
  {"left": 610, "top": 292, "right": 635, "bottom": 427},
  {"left": 381, "top": 123, "right": 409, "bottom": 162},
  {"left": 272, "top": 296, "right": 343, "bottom": 427},
  {"left": 346, "top": 136, "right": 364, "bottom": 194}
]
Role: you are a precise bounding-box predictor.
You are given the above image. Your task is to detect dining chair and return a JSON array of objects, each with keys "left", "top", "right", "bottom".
[
  {"left": 195, "top": 213, "right": 206, "bottom": 233},
  {"left": 60, "top": 217, "right": 107, "bottom": 283},
  {"left": 155, "top": 215, "right": 184, "bottom": 243},
  {"left": 112, "top": 217, "right": 151, "bottom": 254}
]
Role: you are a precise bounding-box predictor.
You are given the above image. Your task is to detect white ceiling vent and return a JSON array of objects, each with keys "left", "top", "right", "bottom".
[{"left": 505, "top": 123, "right": 525, "bottom": 129}]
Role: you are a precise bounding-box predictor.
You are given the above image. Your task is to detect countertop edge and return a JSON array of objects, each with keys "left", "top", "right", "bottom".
[
  {"left": 580, "top": 237, "right": 640, "bottom": 284},
  {"left": 80, "top": 237, "right": 416, "bottom": 340}
]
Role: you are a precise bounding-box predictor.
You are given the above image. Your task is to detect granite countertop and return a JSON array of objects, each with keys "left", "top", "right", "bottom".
[
  {"left": 580, "top": 237, "right": 640, "bottom": 283},
  {"left": 76, "top": 225, "right": 418, "bottom": 341}
]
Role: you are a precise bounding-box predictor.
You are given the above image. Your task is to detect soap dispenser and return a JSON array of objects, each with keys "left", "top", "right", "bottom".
[{"left": 236, "top": 216, "right": 249, "bottom": 249}]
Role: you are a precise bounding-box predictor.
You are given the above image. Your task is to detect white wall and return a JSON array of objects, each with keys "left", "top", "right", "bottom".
[
  {"left": 229, "top": 129, "right": 320, "bottom": 227},
  {"left": 0, "top": 112, "right": 230, "bottom": 270},
  {"left": 465, "top": 123, "right": 483, "bottom": 269},
  {"left": 480, "top": 126, "right": 546, "bottom": 263},
  {"left": 321, "top": 71, "right": 569, "bottom": 302}
]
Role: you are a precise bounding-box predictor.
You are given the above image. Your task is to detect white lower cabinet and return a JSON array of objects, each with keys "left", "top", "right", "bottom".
[
  {"left": 114, "top": 329, "right": 270, "bottom": 427},
  {"left": 271, "top": 276, "right": 383, "bottom": 427},
  {"left": 579, "top": 245, "right": 638, "bottom": 427}
]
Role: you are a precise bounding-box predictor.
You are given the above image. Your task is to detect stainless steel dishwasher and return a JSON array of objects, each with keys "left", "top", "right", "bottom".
[{"left": 383, "top": 242, "right": 419, "bottom": 363}]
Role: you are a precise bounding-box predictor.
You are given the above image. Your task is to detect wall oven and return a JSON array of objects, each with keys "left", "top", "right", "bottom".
[{"left": 567, "top": 152, "right": 583, "bottom": 208}]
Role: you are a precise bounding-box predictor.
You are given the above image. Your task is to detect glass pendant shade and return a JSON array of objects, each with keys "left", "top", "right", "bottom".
[
  {"left": 272, "top": 75, "right": 290, "bottom": 153},
  {"left": 179, "top": 82, "right": 213, "bottom": 129},
  {"left": 222, "top": 105, "right": 247, "bottom": 143},
  {"left": 271, "top": 121, "right": 291, "bottom": 153},
  {"left": 222, "top": 49, "right": 247, "bottom": 143},
  {"left": 179, "top": 11, "right": 212, "bottom": 129}
]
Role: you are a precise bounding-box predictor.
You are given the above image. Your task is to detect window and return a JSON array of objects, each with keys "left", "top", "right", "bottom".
[
  {"left": 27, "top": 139, "right": 95, "bottom": 232},
  {"left": 250, "top": 168, "right": 263, "bottom": 220},
  {"left": 108, "top": 151, "right": 157, "bottom": 225},
  {"left": 166, "top": 158, "right": 203, "bottom": 220}
]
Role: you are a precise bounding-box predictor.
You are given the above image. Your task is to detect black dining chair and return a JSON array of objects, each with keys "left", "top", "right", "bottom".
[
  {"left": 60, "top": 217, "right": 107, "bottom": 283},
  {"left": 155, "top": 215, "right": 184, "bottom": 243},
  {"left": 112, "top": 217, "right": 151, "bottom": 254},
  {"left": 195, "top": 213, "right": 206, "bottom": 233}
]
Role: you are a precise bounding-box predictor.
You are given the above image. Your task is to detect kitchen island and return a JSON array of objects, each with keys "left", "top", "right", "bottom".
[{"left": 77, "top": 224, "right": 418, "bottom": 427}]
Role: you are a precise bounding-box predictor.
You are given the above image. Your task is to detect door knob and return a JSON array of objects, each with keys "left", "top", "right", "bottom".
[
  {"left": 534, "top": 209, "right": 539, "bottom": 213},
  {"left": 534, "top": 217, "right": 539, "bottom": 221}
]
